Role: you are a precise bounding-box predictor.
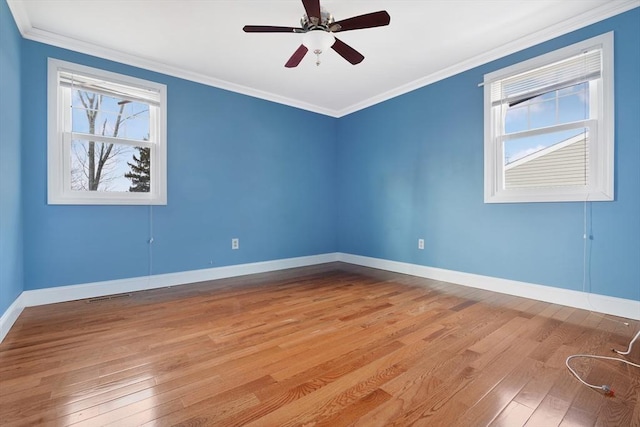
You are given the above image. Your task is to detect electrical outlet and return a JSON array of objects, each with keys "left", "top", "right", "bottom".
[
  {"left": 418, "top": 239, "right": 425, "bottom": 250},
  {"left": 232, "top": 238, "right": 239, "bottom": 250}
]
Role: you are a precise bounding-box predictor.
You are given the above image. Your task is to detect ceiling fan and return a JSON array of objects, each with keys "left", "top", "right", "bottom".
[{"left": 242, "top": 0, "right": 391, "bottom": 68}]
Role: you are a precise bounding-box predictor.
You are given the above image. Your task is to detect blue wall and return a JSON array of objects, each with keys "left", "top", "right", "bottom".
[
  {"left": 2, "top": 3, "right": 638, "bottom": 315},
  {"left": 338, "top": 9, "right": 640, "bottom": 301},
  {"left": 21, "top": 43, "right": 337, "bottom": 290},
  {"left": 0, "top": 0, "right": 24, "bottom": 314}
]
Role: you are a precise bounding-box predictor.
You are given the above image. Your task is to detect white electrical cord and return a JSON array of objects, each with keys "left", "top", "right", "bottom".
[
  {"left": 613, "top": 329, "right": 640, "bottom": 356},
  {"left": 148, "top": 205, "right": 154, "bottom": 281},
  {"left": 566, "top": 330, "right": 640, "bottom": 396},
  {"left": 582, "top": 200, "right": 588, "bottom": 292},
  {"left": 580, "top": 200, "right": 629, "bottom": 326},
  {"left": 568, "top": 158, "right": 639, "bottom": 396}
]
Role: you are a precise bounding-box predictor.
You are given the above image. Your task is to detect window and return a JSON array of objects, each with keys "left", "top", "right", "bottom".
[
  {"left": 483, "top": 32, "right": 614, "bottom": 203},
  {"left": 48, "top": 59, "right": 167, "bottom": 205}
]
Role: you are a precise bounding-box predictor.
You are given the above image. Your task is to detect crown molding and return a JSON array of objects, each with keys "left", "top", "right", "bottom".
[
  {"left": 336, "top": 0, "right": 640, "bottom": 117},
  {"left": 5, "top": 0, "right": 30, "bottom": 35},
  {"left": 6, "top": 0, "right": 639, "bottom": 118},
  {"left": 5, "top": 0, "right": 339, "bottom": 117}
]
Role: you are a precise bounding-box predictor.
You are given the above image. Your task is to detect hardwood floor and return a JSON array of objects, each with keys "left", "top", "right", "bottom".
[{"left": 1, "top": 263, "right": 638, "bottom": 426}]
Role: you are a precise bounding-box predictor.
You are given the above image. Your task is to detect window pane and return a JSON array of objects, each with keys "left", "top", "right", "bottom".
[
  {"left": 528, "top": 98, "right": 556, "bottom": 129},
  {"left": 71, "top": 140, "right": 151, "bottom": 193},
  {"left": 71, "top": 89, "right": 150, "bottom": 141},
  {"left": 503, "top": 128, "right": 589, "bottom": 189},
  {"left": 503, "top": 82, "right": 590, "bottom": 135},
  {"left": 558, "top": 83, "right": 589, "bottom": 123},
  {"left": 504, "top": 104, "right": 529, "bottom": 134}
]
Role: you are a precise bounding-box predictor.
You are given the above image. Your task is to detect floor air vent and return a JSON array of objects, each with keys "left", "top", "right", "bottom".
[{"left": 86, "top": 293, "right": 132, "bottom": 303}]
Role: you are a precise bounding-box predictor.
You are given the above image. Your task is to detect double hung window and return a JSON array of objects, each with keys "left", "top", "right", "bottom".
[
  {"left": 48, "top": 59, "right": 167, "bottom": 205},
  {"left": 483, "top": 33, "right": 614, "bottom": 203}
]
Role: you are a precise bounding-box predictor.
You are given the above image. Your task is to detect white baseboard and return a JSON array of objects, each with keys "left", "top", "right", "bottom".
[
  {"left": 2, "top": 251, "right": 638, "bottom": 344},
  {"left": 0, "top": 294, "right": 25, "bottom": 343},
  {"left": 0, "top": 253, "right": 339, "bottom": 344},
  {"left": 21, "top": 253, "right": 340, "bottom": 307},
  {"left": 337, "top": 253, "right": 640, "bottom": 321}
]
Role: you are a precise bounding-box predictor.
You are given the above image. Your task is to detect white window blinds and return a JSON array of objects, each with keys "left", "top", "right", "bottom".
[
  {"left": 490, "top": 48, "right": 602, "bottom": 107},
  {"left": 59, "top": 71, "right": 161, "bottom": 106}
]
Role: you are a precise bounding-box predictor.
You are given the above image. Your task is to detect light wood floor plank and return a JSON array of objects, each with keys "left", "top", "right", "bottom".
[{"left": 1, "top": 262, "right": 638, "bottom": 426}]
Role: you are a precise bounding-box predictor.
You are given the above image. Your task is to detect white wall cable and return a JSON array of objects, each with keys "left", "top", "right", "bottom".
[
  {"left": 566, "top": 330, "right": 640, "bottom": 397},
  {"left": 613, "top": 329, "right": 640, "bottom": 356},
  {"left": 580, "top": 199, "right": 629, "bottom": 326},
  {"left": 582, "top": 199, "right": 587, "bottom": 290},
  {"left": 148, "top": 205, "right": 154, "bottom": 279}
]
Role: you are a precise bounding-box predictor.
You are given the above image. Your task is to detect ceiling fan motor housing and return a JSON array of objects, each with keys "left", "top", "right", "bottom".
[
  {"left": 242, "top": 0, "right": 390, "bottom": 67},
  {"left": 301, "top": 7, "right": 335, "bottom": 32}
]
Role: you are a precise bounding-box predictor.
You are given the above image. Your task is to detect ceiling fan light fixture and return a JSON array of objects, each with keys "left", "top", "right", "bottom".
[
  {"left": 243, "top": 1, "right": 390, "bottom": 68},
  {"left": 302, "top": 30, "right": 335, "bottom": 54}
]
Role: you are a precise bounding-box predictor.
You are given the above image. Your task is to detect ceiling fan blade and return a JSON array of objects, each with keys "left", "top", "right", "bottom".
[
  {"left": 331, "top": 38, "right": 364, "bottom": 65},
  {"left": 330, "top": 11, "right": 391, "bottom": 32},
  {"left": 302, "top": 0, "right": 321, "bottom": 21},
  {"left": 285, "top": 44, "right": 309, "bottom": 68},
  {"left": 243, "top": 25, "right": 303, "bottom": 33}
]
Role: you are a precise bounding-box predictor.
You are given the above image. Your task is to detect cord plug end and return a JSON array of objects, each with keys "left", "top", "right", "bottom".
[{"left": 602, "top": 385, "right": 615, "bottom": 397}]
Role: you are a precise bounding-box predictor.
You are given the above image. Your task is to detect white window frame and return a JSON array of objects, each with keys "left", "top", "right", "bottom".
[
  {"left": 48, "top": 58, "right": 167, "bottom": 205},
  {"left": 483, "top": 32, "right": 614, "bottom": 203}
]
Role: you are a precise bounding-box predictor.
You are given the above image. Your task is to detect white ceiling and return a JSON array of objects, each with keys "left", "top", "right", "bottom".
[{"left": 7, "top": 0, "right": 639, "bottom": 117}]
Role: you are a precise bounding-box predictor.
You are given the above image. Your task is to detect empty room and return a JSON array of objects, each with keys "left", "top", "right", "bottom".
[{"left": 1, "top": 0, "right": 639, "bottom": 425}]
